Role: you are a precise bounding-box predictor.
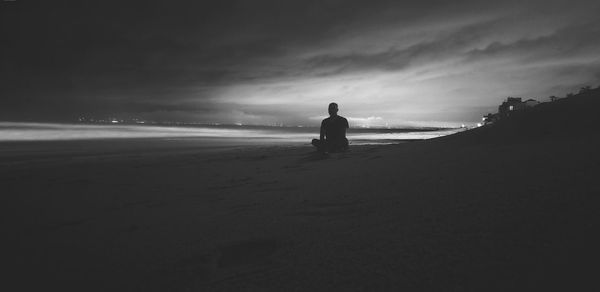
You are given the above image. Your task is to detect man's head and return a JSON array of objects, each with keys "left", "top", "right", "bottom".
[{"left": 328, "top": 102, "right": 339, "bottom": 116}]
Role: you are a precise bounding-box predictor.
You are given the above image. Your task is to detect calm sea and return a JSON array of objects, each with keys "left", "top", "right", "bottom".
[{"left": 0, "top": 122, "right": 462, "bottom": 145}]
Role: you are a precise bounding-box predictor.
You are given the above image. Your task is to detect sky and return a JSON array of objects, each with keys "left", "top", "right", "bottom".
[{"left": 1, "top": 0, "right": 600, "bottom": 127}]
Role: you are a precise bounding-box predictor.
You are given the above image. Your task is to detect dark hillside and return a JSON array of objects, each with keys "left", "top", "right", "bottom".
[
  {"left": 421, "top": 87, "right": 600, "bottom": 290},
  {"left": 443, "top": 87, "right": 600, "bottom": 144}
]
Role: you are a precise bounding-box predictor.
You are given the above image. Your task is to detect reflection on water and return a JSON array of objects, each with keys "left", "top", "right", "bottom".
[{"left": 0, "top": 122, "right": 462, "bottom": 145}]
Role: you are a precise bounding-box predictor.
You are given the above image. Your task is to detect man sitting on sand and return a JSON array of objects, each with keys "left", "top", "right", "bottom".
[{"left": 312, "top": 102, "right": 349, "bottom": 153}]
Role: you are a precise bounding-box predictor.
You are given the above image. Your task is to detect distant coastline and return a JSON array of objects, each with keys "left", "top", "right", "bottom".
[{"left": 0, "top": 121, "right": 462, "bottom": 144}]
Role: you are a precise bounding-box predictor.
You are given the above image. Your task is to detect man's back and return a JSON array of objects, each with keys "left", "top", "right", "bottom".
[{"left": 322, "top": 115, "right": 349, "bottom": 144}]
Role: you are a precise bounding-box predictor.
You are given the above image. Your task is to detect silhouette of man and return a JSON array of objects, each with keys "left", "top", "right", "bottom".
[{"left": 312, "top": 102, "right": 349, "bottom": 153}]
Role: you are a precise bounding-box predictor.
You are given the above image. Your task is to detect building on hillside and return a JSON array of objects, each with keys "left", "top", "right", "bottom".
[
  {"left": 498, "top": 97, "right": 525, "bottom": 117},
  {"left": 483, "top": 113, "right": 499, "bottom": 124}
]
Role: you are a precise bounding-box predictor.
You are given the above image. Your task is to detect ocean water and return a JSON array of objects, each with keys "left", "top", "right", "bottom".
[{"left": 0, "top": 122, "right": 462, "bottom": 145}]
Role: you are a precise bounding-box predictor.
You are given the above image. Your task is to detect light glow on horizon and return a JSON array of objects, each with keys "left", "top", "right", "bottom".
[{"left": 0, "top": 122, "right": 461, "bottom": 143}]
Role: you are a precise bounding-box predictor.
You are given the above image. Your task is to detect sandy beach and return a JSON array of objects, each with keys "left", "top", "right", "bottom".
[{"left": 3, "top": 93, "right": 600, "bottom": 291}]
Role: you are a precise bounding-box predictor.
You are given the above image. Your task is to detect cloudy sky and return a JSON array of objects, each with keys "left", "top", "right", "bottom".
[{"left": 1, "top": 0, "right": 599, "bottom": 127}]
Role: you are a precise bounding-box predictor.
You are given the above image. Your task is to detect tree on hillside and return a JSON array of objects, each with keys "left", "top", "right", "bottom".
[
  {"left": 549, "top": 95, "right": 558, "bottom": 102},
  {"left": 579, "top": 86, "right": 592, "bottom": 94}
]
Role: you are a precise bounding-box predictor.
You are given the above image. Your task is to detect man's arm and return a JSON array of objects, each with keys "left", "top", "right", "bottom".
[
  {"left": 320, "top": 120, "right": 325, "bottom": 140},
  {"left": 342, "top": 118, "right": 349, "bottom": 136}
]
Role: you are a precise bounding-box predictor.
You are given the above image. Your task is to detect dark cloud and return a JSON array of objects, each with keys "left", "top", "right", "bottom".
[
  {"left": 301, "top": 18, "right": 503, "bottom": 75},
  {"left": 465, "top": 19, "right": 600, "bottom": 62},
  {"left": 1, "top": 0, "right": 599, "bottom": 124}
]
